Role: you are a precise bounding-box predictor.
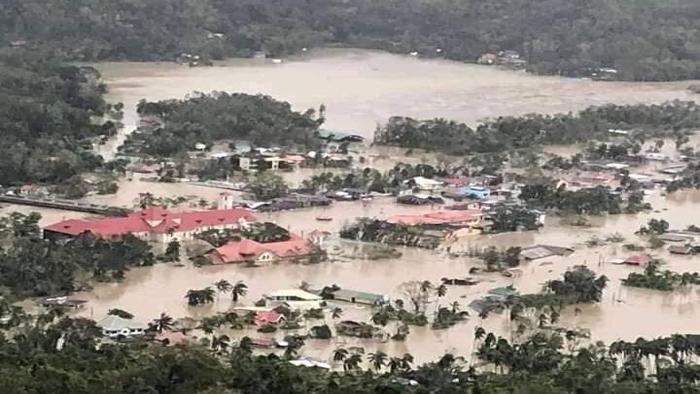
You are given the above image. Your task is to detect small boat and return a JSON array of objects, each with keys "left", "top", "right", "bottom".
[{"left": 315, "top": 216, "right": 333, "bottom": 222}]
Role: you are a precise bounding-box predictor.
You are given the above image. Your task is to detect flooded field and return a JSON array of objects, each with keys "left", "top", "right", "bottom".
[{"left": 9, "top": 48, "right": 700, "bottom": 365}]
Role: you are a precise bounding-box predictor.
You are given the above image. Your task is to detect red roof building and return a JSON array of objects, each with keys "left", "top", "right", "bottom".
[
  {"left": 43, "top": 206, "right": 256, "bottom": 243},
  {"left": 624, "top": 255, "right": 652, "bottom": 266},
  {"left": 254, "top": 311, "right": 286, "bottom": 325},
  {"left": 209, "top": 234, "right": 317, "bottom": 265}
]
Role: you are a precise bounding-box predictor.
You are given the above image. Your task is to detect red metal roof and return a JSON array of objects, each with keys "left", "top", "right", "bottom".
[
  {"left": 44, "top": 207, "right": 256, "bottom": 237},
  {"left": 625, "top": 255, "right": 651, "bottom": 265},
  {"left": 255, "top": 311, "right": 285, "bottom": 325}
]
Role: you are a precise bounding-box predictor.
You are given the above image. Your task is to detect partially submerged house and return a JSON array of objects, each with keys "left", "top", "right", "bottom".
[
  {"left": 456, "top": 186, "right": 491, "bottom": 200},
  {"left": 254, "top": 311, "right": 287, "bottom": 325},
  {"left": 208, "top": 234, "right": 320, "bottom": 265},
  {"left": 329, "top": 289, "right": 387, "bottom": 306},
  {"left": 624, "top": 255, "right": 652, "bottom": 267},
  {"left": 98, "top": 315, "right": 146, "bottom": 338},
  {"left": 37, "top": 296, "right": 87, "bottom": 310},
  {"left": 669, "top": 245, "right": 693, "bottom": 255},
  {"left": 520, "top": 245, "right": 574, "bottom": 261},
  {"left": 396, "top": 194, "right": 444, "bottom": 205},
  {"left": 408, "top": 177, "right": 444, "bottom": 191},
  {"left": 263, "top": 289, "right": 324, "bottom": 310}
]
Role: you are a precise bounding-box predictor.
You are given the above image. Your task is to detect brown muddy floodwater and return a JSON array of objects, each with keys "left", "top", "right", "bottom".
[
  {"left": 93, "top": 47, "right": 695, "bottom": 159},
  {"left": 7, "top": 48, "right": 700, "bottom": 365}
]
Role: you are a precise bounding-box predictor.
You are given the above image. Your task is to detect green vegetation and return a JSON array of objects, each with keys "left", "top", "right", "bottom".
[
  {"left": 5, "top": 309, "right": 700, "bottom": 393},
  {"left": 622, "top": 261, "right": 700, "bottom": 291},
  {"left": 374, "top": 102, "right": 700, "bottom": 155},
  {"left": 121, "top": 92, "right": 323, "bottom": 156},
  {"left": 339, "top": 218, "right": 442, "bottom": 249},
  {"left": 520, "top": 184, "right": 625, "bottom": 215},
  {"left": 0, "top": 213, "right": 155, "bottom": 296},
  {"left": 489, "top": 205, "right": 542, "bottom": 233},
  {"left": 668, "top": 162, "right": 700, "bottom": 192},
  {"left": 545, "top": 266, "right": 608, "bottom": 304},
  {"left": 638, "top": 218, "right": 670, "bottom": 235},
  {"left": 0, "top": 48, "right": 115, "bottom": 185},
  {"left": 8, "top": 0, "right": 700, "bottom": 81}
]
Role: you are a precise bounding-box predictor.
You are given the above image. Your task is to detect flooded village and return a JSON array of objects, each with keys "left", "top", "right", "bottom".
[{"left": 7, "top": 48, "right": 700, "bottom": 367}]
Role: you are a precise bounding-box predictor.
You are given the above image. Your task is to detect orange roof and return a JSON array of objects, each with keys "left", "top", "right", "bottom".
[
  {"left": 213, "top": 234, "right": 314, "bottom": 264},
  {"left": 387, "top": 210, "right": 481, "bottom": 226}
]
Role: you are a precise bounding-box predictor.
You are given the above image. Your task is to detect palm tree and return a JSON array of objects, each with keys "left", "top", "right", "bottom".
[
  {"left": 211, "top": 334, "right": 231, "bottom": 353},
  {"left": 420, "top": 280, "right": 433, "bottom": 293},
  {"left": 152, "top": 313, "right": 174, "bottom": 333},
  {"left": 333, "top": 348, "right": 349, "bottom": 363},
  {"left": 213, "top": 279, "right": 232, "bottom": 301},
  {"left": 185, "top": 287, "right": 216, "bottom": 306},
  {"left": 331, "top": 307, "right": 343, "bottom": 319},
  {"left": 436, "top": 284, "right": 447, "bottom": 298},
  {"left": 368, "top": 351, "right": 387, "bottom": 372},
  {"left": 344, "top": 354, "right": 363, "bottom": 372},
  {"left": 401, "top": 353, "right": 414, "bottom": 371},
  {"left": 388, "top": 357, "right": 402, "bottom": 374},
  {"left": 231, "top": 280, "right": 248, "bottom": 302},
  {"left": 474, "top": 326, "right": 486, "bottom": 341}
]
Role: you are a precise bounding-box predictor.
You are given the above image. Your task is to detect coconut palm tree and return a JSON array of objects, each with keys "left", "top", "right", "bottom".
[
  {"left": 474, "top": 326, "right": 486, "bottom": 341},
  {"left": 211, "top": 334, "right": 231, "bottom": 353},
  {"left": 401, "top": 353, "right": 414, "bottom": 371},
  {"left": 344, "top": 354, "right": 363, "bottom": 372},
  {"left": 368, "top": 351, "right": 387, "bottom": 372},
  {"left": 420, "top": 280, "right": 433, "bottom": 293},
  {"left": 331, "top": 307, "right": 343, "bottom": 319},
  {"left": 231, "top": 280, "right": 248, "bottom": 302},
  {"left": 436, "top": 284, "right": 447, "bottom": 298},
  {"left": 388, "top": 357, "right": 402, "bottom": 374},
  {"left": 185, "top": 287, "right": 216, "bottom": 306},
  {"left": 333, "top": 347, "right": 348, "bottom": 363},
  {"left": 152, "top": 313, "right": 174, "bottom": 333},
  {"left": 213, "top": 279, "right": 232, "bottom": 301}
]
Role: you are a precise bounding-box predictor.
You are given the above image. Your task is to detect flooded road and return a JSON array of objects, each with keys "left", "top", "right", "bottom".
[
  {"left": 93, "top": 48, "right": 695, "bottom": 159},
  {"left": 14, "top": 48, "right": 700, "bottom": 364}
]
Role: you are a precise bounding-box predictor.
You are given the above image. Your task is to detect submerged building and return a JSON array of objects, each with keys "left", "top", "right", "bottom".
[{"left": 43, "top": 206, "right": 256, "bottom": 243}]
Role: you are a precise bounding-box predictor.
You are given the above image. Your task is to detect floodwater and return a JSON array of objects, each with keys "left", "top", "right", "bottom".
[
  {"left": 93, "top": 48, "right": 695, "bottom": 159},
  {"left": 11, "top": 48, "right": 700, "bottom": 365}
]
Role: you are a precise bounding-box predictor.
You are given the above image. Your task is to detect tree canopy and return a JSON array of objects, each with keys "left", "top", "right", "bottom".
[{"left": 6, "top": 0, "right": 700, "bottom": 80}]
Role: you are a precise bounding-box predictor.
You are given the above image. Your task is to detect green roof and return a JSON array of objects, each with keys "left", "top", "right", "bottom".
[
  {"left": 488, "top": 286, "right": 518, "bottom": 298},
  {"left": 332, "top": 289, "right": 384, "bottom": 302}
]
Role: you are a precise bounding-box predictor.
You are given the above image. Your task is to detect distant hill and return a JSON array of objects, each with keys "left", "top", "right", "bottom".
[{"left": 2, "top": 0, "right": 700, "bottom": 81}]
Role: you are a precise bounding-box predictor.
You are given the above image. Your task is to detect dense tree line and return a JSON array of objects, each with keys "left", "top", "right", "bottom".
[
  {"left": 0, "top": 48, "right": 115, "bottom": 185},
  {"left": 374, "top": 101, "right": 700, "bottom": 155},
  {"left": 0, "top": 213, "right": 155, "bottom": 297},
  {"left": 6, "top": 1, "right": 700, "bottom": 80},
  {"left": 518, "top": 184, "right": 639, "bottom": 215},
  {"left": 122, "top": 92, "right": 323, "bottom": 156}
]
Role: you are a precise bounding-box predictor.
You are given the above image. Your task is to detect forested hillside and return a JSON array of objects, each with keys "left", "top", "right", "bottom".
[
  {"left": 0, "top": 47, "right": 114, "bottom": 185},
  {"left": 3, "top": 0, "right": 700, "bottom": 80}
]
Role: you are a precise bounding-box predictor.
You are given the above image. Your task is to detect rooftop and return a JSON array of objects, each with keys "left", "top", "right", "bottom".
[
  {"left": 264, "top": 289, "right": 322, "bottom": 301},
  {"left": 331, "top": 289, "right": 385, "bottom": 302},
  {"left": 97, "top": 315, "right": 146, "bottom": 331},
  {"left": 45, "top": 207, "right": 256, "bottom": 237},
  {"left": 213, "top": 234, "right": 314, "bottom": 263}
]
